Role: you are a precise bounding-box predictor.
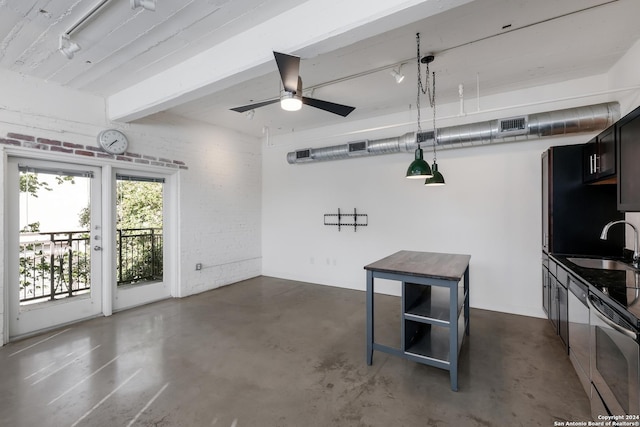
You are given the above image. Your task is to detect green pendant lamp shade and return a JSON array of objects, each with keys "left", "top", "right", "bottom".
[
  {"left": 406, "top": 147, "right": 433, "bottom": 179},
  {"left": 424, "top": 161, "right": 445, "bottom": 186}
]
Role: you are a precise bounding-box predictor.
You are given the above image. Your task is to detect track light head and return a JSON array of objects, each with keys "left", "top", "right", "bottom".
[
  {"left": 390, "top": 64, "right": 405, "bottom": 84},
  {"left": 130, "top": 0, "right": 156, "bottom": 11},
  {"left": 58, "top": 35, "right": 81, "bottom": 59}
]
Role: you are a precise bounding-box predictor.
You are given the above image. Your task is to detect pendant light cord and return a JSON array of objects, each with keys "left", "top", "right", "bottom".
[
  {"left": 415, "top": 33, "right": 423, "bottom": 148},
  {"left": 416, "top": 33, "right": 438, "bottom": 162}
]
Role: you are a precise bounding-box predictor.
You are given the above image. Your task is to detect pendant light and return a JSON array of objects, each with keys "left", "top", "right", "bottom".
[
  {"left": 417, "top": 35, "right": 446, "bottom": 187},
  {"left": 406, "top": 34, "right": 432, "bottom": 179}
]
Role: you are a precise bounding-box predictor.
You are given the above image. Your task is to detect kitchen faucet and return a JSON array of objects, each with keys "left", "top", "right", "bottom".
[{"left": 600, "top": 220, "right": 640, "bottom": 268}]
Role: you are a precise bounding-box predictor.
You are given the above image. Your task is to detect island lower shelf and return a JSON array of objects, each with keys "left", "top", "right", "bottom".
[{"left": 404, "top": 313, "right": 467, "bottom": 364}]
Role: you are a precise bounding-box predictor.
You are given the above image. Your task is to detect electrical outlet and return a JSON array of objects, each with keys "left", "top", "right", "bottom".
[{"left": 195, "top": 263, "right": 202, "bottom": 271}]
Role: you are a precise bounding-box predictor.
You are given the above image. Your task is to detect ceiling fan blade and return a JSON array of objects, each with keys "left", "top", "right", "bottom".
[
  {"left": 273, "top": 51, "right": 300, "bottom": 93},
  {"left": 302, "top": 97, "right": 355, "bottom": 117},
  {"left": 230, "top": 98, "right": 279, "bottom": 113}
]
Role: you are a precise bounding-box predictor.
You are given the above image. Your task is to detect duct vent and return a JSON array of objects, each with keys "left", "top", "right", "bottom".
[
  {"left": 348, "top": 140, "right": 368, "bottom": 155},
  {"left": 295, "top": 149, "right": 313, "bottom": 161},
  {"left": 498, "top": 116, "right": 528, "bottom": 136}
]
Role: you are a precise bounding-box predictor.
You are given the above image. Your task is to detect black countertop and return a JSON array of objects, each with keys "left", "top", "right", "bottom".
[{"left": 551, "top": 253, "right": 640, "bottom": 328}]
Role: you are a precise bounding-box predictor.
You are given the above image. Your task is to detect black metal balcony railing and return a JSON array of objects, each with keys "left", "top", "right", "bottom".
[{"left": 18, "top": 228, "right": 163, "bottom": 304}]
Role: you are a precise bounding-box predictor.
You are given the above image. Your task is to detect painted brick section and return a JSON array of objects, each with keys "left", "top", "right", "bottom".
[
  {"left": 7, "top": 133, "right": 34, "bottom": 141},
  {"left": 63, "top": 141, "right": 84, "bottom": 149},
  {"left": 22, "top": 142, "right": 50, "bottom": 150},
  {"left": 50, "top": 146, "right": 74, "bottom": 154},
  {"left": 74, "top": 150, "right": 95, "bottom": 157},
  {"left": 0, "top": 138, "right": 21, "bottom": 146},
  {"left": 1, "top": 132, "right": 189, "bottom": 170},
  {"left": 36, "top": 138, "right": 62, "bottom": 146}
]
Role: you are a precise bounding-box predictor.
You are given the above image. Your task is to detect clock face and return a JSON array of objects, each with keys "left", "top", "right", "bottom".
[{"left": 98, "top": 129, "right": 128, "bottom": 154}]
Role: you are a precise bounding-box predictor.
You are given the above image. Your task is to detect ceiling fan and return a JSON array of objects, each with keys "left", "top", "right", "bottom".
[{"left": 230, "top": 51, "right": 355, "bottom": 117}]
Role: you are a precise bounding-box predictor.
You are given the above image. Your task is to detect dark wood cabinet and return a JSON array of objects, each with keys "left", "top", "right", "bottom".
[
  {"left": 617, "top": 105, "right": 640, "bottom": 211},
  {"left": 542, "top": 265, "right": 550, "bottom": 315},
  {"left": 542, "top": 145, "right": 623, "bottom": 256},
  {"left": 583, "top": 125, "right": 616, "bottom": 183},
  {"left": 555, "top": 262, "right": 569, "bottom": 352},
  {"left": 542, "top": 254, "right": 550, "bottom": 316}
]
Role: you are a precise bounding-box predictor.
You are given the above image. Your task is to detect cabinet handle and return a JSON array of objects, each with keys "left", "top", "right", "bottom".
[{"left": 590, "top": 154, "right": 596, "bottom": 174}]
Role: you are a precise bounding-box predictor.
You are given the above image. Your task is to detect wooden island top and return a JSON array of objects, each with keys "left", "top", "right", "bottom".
[{"left": 364, "top": 250, "right": 471, "bottom": 281}]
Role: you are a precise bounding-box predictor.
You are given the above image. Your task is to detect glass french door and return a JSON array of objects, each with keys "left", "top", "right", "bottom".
[
  {"left": 111, "top": 171, "right": 169, "bottom": 311},
  {"left": 7, "top": 158, "right": 103, "bottom": 338}
]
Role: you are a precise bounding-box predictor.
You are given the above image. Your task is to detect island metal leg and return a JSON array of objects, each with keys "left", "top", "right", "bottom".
[
  {"left": 366, "top": 270, "right": 374, "bottom": 365},
  {"left": 449, "top": 279, "right": 459, "bottom": 391},
  {"left": 464, "top": 266, "right": 470, "bottom": 336}
]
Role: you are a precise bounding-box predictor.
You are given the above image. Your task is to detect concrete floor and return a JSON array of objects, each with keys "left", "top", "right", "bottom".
[{"left": 0, "top": 276, "right": 591, "bottom": 426}]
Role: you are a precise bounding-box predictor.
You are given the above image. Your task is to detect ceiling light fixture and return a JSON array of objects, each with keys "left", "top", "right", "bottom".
[
  {"left": 390, "top": 64, "right": 405, "bottom": 84},
  {"left": 58, "top": 35, "right": 81, "bottom": 59},
  {"left": 418, "top": 38, "right": 446, "bottom": 187},
  {"left": 58, "top": 0, "right": 155, "bottom": 60},
  {"left": 130, "top": 0, "right": 157, "bottom": 11},
  {"left": 406, "top": 34, "right": 432, "bottom": 179},
  {"left": 280, "top": 90, "right": 303, "bottom": 111}
]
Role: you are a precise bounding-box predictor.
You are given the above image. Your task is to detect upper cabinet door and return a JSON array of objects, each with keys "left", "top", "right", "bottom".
[
  {"left": 582, "top": 137, "right": 599, "bottom": 183},
  {"left": 617, "top": 106, "right": 640, "bottom": 211},
  {"left": 583, "top": 125, "right": 616, "bottom": 184},
  {"left": 597, "top": 125, "right": 616, "bottom": 179}
]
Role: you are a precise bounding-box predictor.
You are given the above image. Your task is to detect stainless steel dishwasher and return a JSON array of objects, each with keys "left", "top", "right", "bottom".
[{"left": 568, "top": 277, "right": 590, "bottom": 395}]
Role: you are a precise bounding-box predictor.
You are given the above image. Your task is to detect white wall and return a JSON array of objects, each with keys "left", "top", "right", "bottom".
[
  {"left": 262, "top": 71, "right": 632, "bottom": 319},
  {"left": 0, "top": 70, "right": 262, "bottom": 344}
]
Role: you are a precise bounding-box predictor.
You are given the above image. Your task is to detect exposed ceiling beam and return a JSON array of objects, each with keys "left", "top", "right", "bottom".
[{"left": 106, "top": 0, "right": 473, "bottom": 123}]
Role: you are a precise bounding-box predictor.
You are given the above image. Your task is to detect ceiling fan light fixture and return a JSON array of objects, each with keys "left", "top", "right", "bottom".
[
  {"left": 280, "top": 91, "right": 302, "bottom": 111},
  {"left": 130, "top": 0, "right": 156, "bottom": 11},
  {"left": 58, "top": 35, "right": 81, "bottom": 59}
]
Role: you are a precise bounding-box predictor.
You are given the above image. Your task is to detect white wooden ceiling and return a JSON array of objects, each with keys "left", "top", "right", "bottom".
[{"left": 2, "top": 0, "right": 640, "bottom": 137}]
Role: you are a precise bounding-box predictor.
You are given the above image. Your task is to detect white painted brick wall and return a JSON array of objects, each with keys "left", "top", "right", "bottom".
[{"left": 0, "top": 71, "right": 262, "bottom": 345}]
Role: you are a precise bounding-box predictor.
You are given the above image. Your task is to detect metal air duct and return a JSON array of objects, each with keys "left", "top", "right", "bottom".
[{"left": 286, "top": 102, "right": 619, "bottom": 164}]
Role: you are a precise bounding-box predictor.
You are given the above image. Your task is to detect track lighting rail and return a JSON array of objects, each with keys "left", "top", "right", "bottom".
[{"left": 63, "top": 0, "right": 114, "bottom": 37}]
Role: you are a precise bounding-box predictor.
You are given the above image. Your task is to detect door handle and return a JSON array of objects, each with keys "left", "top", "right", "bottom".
[{"left": 93, "top": 246, "right": 102, "bottom": 251}]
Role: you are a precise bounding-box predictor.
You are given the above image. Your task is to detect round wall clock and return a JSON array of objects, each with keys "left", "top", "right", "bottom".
[{"left": 97, "top": 129, "right": 129, "bottom": 155}]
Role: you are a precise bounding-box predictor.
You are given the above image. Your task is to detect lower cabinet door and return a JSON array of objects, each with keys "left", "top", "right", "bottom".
[{"left": 558, "top": 284, "right": 569, "bottom": 353}]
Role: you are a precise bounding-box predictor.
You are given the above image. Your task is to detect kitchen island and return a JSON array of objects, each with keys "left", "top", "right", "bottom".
[{"left": 364, "top": 250, "right": 471, "bottom": 391}]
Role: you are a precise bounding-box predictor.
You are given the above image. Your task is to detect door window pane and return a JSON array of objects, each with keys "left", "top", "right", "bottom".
[
  {"left": 116, "top": 177, "right": 164, "bottom": 286},
  {"left": 18, "top": 170, "right": 92, "bottom": 304}
]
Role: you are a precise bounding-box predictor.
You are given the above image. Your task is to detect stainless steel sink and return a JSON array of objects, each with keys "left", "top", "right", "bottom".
[{"left": 566, "top": 257, "right": 632, "bottom": 271}]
